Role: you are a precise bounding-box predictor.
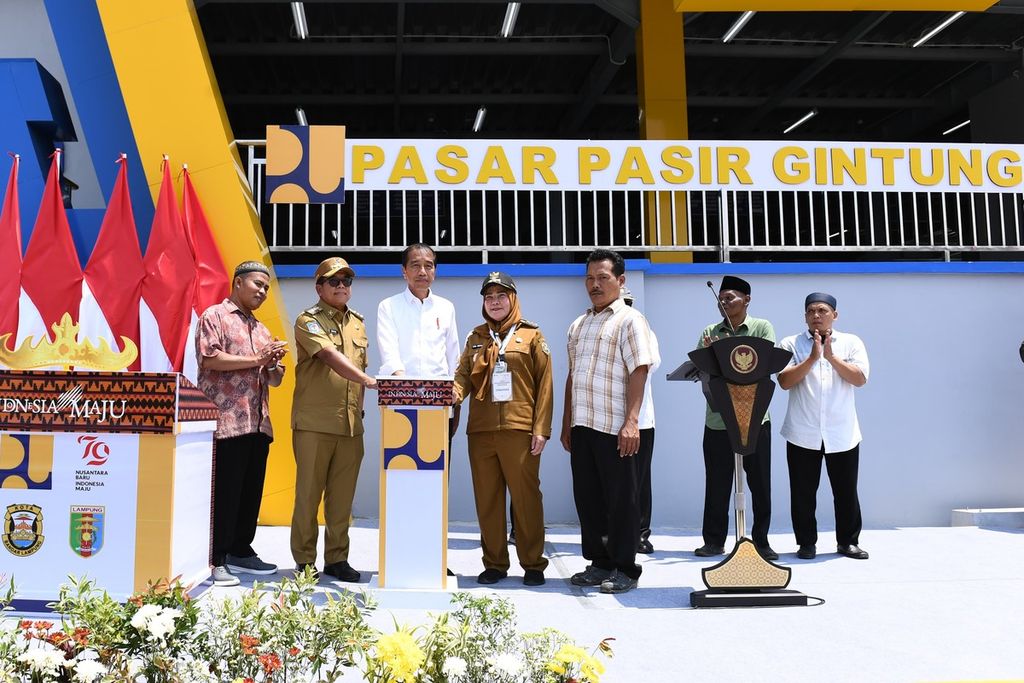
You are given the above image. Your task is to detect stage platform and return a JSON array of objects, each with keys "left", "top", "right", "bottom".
[{"left": 210, "top": 522, "right": 1024, "bottom": 682}]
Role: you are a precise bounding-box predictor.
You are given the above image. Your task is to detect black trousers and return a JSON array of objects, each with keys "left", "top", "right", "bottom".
[
  {"left": 570, "top": 426, "right": 641, "bottom": 580},
  {"left": 637, "top": 428, "right": 655, "bottom": 542},
  {"left": 212, "top": 432, "right": 270, "bottom": 566},
  {"left": 787, "top": 442, "right": 862, "bottom": 547},
  {"left": 701, "top": 425, "right": 772, "bottom": 548}
]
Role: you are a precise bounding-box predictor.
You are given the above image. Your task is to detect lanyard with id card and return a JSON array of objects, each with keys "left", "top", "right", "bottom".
[{"left": 490, "top": 325, "right": 517, "bottom": 402}]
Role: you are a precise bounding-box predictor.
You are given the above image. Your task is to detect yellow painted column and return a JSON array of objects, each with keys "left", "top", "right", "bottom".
[
  {"left": 95, "top": 0, "right": 296, "bottom": 524},
  {"left": 636, "top": 0, "right": 691, "bottom": 263}
]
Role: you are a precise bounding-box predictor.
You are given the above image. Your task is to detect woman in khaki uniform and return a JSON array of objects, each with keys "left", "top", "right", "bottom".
[{"left": 453, "top": 272, "right": 553, "bottom": 586}]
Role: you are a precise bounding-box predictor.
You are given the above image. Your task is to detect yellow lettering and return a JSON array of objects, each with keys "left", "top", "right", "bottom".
[
  {"left": 388, "top": 146, "right": 428, "bottom": 184},
  {"left": 869, "top": 148, "right": 905, "bottom": 186},
  {"left": 773, "top": 147, "right": 809, "bottom": 185},
  {"left": 352, "top": 145, "right": 385, "bottom": 183},
  {"left": 716, "top": 147, "right": 752, "bottom": 185},
  {"left": 660, "top": 146, "right": 694, "bottom": 184},
  {"left": 699, "top": 147, "right": 713, "bottom": 185},
  {"left": 909, "top": 149, "right": 944, "bottom": 186},
  {"left": 830, "top": 148, "right": 867, "bottom": 186},
  {"left": 948, "top": 149, "right": 983, "bottom": 186},
  {"left": 814, "top": 148, "right": 829, "bottom": 185},
  {"left": 615, "top": 146, "right": 656, "bottom": 184},
  {"left": 579, "top": 147, "right": 611, "bottom": 185},
  {"left": 522, "top": 146, "right": 558, "bottom": 185},
  {"left": 987, "top": 150, "right": 1022, "bottom": 188},
  {"left": 435, "top": 145, "right": 469, "bottom": 184},
  {"left": 476, "top": 147, "right": 517, "bottom": 184}
]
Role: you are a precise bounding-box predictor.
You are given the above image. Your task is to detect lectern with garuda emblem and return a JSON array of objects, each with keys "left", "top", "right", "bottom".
[
  {"left": 0, "top": 316, "right": 219, "bottom": 612},
  {"left": 683, "top": 335, "right": 808, "bottom": 607}
]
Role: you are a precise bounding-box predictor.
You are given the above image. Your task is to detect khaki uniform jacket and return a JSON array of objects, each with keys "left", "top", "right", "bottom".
[
  {"left": 453, "top": 320, "right": 553, "bottom": 437},
  {"left": 292, "top": 301, "right": 368, "bottom": 437}
]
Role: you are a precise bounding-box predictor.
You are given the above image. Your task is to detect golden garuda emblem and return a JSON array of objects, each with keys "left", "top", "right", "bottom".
[{"left": 729, "top": 345, "right": 757, "bottom": 374}]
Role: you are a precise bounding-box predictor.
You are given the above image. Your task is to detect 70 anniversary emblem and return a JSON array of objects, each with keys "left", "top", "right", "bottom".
[{"left": 3, "top": 503, "right": 44, "bottom": 556}]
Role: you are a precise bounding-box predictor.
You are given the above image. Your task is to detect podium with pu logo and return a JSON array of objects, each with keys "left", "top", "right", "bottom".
[
  {"left": 375, "top": 377, "right": 452, "bottom": 590},
  {"left": 0, "top": 369, "right": 218, "bottom": 611}
]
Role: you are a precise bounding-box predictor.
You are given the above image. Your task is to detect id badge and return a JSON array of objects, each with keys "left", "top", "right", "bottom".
[{"left": 491, "top": 369, "right": 513, "bottom": 402}]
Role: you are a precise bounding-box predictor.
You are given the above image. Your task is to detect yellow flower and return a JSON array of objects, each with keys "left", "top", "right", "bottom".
[
  {"left": 545, "top": 661, "right": 566, "bottom": 675},
  {"left": 375, "top": 630, "right": 425, "bottom": 682}
]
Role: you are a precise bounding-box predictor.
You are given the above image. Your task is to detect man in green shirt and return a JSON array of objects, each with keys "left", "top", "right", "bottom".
[{"left": 694, "top": 276, "right": 777, "bottom": 561}]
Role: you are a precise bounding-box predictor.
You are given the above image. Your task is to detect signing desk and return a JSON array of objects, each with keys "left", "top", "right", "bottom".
[{"left": 0, "top": 371, "right": 218, "bottom": 610}]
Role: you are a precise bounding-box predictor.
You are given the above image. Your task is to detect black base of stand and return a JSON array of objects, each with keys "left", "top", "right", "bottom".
[{"left": 690, "top": 589, "right": 808, "bottom": 608}]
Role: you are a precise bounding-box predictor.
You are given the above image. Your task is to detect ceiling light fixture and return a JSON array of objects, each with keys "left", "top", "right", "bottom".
[
  {"left": 291, "top": 2, "right": 309, "bottom": 40},
  {"left": 942, "top": 119, "right": 970, "bottom": 136},
  {"left": 473, "top": 107, "right": 487, "bottom": 133},
  {"left": 912, "top": 11, "right": 965, "bottom": 48},
  {"left": 722, "top": 11, "right": 755, "bottom": 44},
  {"left": 295, "top": 107, "right": 308, "bottom": 126},
  {"left": 784, "top": 108, "right": 817, "bottom": 135},
  {"left": 500, "top": 2, "right": 521, "bottom": 39}
]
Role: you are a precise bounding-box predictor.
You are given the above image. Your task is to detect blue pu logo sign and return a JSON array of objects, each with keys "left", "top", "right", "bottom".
[
  {"left": 0, "top": 434, "right": 54, "bottom": 490},
  {"left": 265, "top": 125, "right": 346, "bottom": 204}
]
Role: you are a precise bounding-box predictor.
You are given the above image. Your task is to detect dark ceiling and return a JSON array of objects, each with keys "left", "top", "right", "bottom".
[{"left": 195, "top": 1, "right": 1024, "bottom": 143}]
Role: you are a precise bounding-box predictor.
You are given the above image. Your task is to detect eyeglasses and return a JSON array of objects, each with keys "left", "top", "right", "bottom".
[
  {"left": 483, "top": 292, "right": 510, "bottom": 303},
  {"left": 320, "top": 275, "right": 353, "bottom": 288}
]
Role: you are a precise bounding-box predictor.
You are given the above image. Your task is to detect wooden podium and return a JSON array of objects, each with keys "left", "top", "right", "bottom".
[
  {"left": 376, "top": 377, "right": 452, "bottom": 590},
  {"left": 0, "top": 370, "right": 219, "bottom": 611}
]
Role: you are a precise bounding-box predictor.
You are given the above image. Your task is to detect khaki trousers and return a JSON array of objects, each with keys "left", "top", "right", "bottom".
[
  {"left": 467, "top": 430, "right": 548, "bottom": 573},
  {"left": 290, "top": 430, "right": 364, "bottom": 565}
]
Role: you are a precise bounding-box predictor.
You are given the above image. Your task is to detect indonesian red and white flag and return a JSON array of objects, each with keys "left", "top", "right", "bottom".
[
  {"left": 140, "top": 157, "right": 196, "bottom": 373},
  {"left": 80, "top": 155, "right": 145, "bottom": 370},
  {"left": 19, "top": 149, "right": 83, "bottom": 346},
  {"left": 0, "top": 154, "right": 22, "bottom": 359},
  {"left": 180, "top": 165, "right": 229, "bottom": 383}
]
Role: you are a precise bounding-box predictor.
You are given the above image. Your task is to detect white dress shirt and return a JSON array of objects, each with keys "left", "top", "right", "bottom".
[
  {"left": 638, "top": 329, "right": 660, "bottom": 430},
  {"left": 376, "top": 287, "right": 460, "bottom": 378},
  {"left": 779, "top": 329, "right": 870, "bottom": 453}
]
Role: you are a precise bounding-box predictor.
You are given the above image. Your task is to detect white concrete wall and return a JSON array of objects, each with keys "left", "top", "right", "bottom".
[{"left": 278, "top": 266, "right": 1024, "bottom": 532}]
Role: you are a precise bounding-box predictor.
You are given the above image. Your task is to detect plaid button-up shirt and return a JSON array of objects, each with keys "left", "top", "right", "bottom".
[
  {"left": 566, "top": 298, "right": 655, "bottom": 436},
  {"left": 196, "top": 299, "right": 275, "bottom": 440}
]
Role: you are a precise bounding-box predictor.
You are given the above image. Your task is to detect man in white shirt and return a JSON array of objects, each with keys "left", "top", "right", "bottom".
[
  {"left": 376, "top": 243, "right": 460, "bottom": 381},
  {"left": 621, "top": 286, "right": 659, "bottom": 555},
  {"left": 778, "top": 292, "right": 870, "bottom": 561}
]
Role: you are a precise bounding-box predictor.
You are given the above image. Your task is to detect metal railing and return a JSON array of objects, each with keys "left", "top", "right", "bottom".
[{"left": 238, "top": 141, "right": 1024, "bottom": 262}]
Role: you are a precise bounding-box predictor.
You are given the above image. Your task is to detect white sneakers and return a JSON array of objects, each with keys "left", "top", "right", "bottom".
[{"left": 210, "top": 565, "right": 240, "bottom": 586}]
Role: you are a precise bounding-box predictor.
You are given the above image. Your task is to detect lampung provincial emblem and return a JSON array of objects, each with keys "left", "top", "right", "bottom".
[{"left": 70, "top": 505, "right": 105, "bottom": 558}]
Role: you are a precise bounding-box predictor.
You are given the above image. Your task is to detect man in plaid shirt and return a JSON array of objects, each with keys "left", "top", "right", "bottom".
[{"left": 560, "top": 249, "right": 655, "bottom": 594}]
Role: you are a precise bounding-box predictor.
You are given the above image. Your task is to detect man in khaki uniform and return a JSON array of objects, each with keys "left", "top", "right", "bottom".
[
  {"left": 290, "top": 257, "right": 378, "bottom": 582},
  {"left": 453, "top": 272, "right": 553, "bottom": 586}
]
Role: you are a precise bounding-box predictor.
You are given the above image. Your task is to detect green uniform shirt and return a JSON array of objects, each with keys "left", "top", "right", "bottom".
[
  {"left": 696, "top": 315, "right": 776, "bottom": 431},
  {"left": 292, "top": 301, "right": 368, "bottom": 436}
]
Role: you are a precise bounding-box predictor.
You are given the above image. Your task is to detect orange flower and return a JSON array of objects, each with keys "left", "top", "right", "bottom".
[
  {"left": 72, "top": 627, "right": 91, "bottom": 647},
  {"left": 33, "top": 621, "right": 53, "bottom": 631},
  {"left": 288, "top": 647, "right": 300, "bottom": 657},
  {"left": 240, "top": 634, "right": 261, "bottom": 656},
  {"left": 258, "top": 653, "right": 282, "bottom": 675},
  {"left": 18, "top": 620, "right": 32, "bottom": 630}
]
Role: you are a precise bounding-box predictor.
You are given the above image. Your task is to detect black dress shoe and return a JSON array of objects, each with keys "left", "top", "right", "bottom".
[
  {"left": 756, "top": 545, "right": 779, "bottom": 561},
  {"left": 323, "top": 561, "right": 361, "bottom": 582},
  {"left": 637, "top": 539, "right": 654, "bottom": 554},
  {"left": 837, "top": 544, "right": 869, "bottom": 559},
  {"left": 523, "top": 569, "right": 545, "bottom": 586},
  {"left": 694, "top": 544, "right": 725, "bottom": 557},
  {"left": 294, "top": 563, "right": 320, "bottom": 580},
  {"left": 476, "top": 568, "right": 508, "bottom": 585},
  {"left": 797, "top": 545, "right": 817, "bottom": 560}
]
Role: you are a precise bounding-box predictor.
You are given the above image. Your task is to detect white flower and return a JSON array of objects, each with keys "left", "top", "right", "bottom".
[
  {"left": 130, "top": 603, "right": 162, "bottom": 630},
  {"left": 486, "top": 653, "right": 522, "bottom": 678},
  {"left": 72, "top": 659, "right": 107, "bottom": 682},
  {"left": 17, "top": 648, "right": 67, "bottom": 677},
  {"left": 442, "top": 656, "right": 468, "bottom": 678}
]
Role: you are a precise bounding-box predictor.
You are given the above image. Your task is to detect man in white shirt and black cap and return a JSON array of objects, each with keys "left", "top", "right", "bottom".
[{"left": 778, "top": 291, "right": 870, "bottom": 560}]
